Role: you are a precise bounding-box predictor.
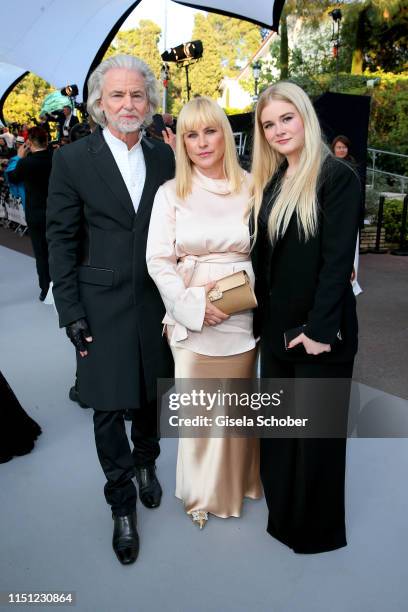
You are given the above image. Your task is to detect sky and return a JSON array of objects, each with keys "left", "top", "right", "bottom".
[{"left": 122, "top": 0, "right": 203, "bottom": 52}]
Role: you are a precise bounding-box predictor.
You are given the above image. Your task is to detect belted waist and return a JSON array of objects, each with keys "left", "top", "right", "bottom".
[{"left": 177, "top": 252, "right": 249, "bottom": 287}]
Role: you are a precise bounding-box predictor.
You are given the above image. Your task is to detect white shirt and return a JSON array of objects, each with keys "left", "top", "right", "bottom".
[
  {"left": 63, "top": 113, "right": 72, "bottom": 136},
  {"left": 103, "top": 127, "right": 146, "bottom": 214},
  {"left": 1, "top": 131, "right": 16, "bottom": 148}
]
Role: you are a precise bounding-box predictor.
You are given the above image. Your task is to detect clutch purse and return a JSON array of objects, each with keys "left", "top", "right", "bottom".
[{"left": 207, "top": 270, "right": 257, "bottom": 315}]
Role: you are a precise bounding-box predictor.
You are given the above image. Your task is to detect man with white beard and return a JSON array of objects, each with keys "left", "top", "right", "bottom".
[{"left": 47, "top": 55, "right": 175, "bottom": 565}]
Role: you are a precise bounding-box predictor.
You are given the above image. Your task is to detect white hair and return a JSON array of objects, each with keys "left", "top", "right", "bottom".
[{"left": 86, "top": 54, "right": 160, "bottom": 127}]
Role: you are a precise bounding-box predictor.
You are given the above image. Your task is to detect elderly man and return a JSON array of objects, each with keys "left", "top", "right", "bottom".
[{"left": 47, "top": 55, "right": 174, "bottom": 565}]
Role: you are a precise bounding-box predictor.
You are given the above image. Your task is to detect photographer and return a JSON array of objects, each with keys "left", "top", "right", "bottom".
[{"left": 7, "top": 127, "right": 53, "bottom": 300}]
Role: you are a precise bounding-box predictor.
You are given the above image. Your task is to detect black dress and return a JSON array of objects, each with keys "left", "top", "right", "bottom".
[
  {"left": 0, "top": 371, "right": 42, "bottom": 463},
  {"left": 251, "top": 156, "right": 361, "bottom": 554}
]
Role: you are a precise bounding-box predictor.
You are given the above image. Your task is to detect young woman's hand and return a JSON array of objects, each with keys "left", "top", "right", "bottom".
[
  {"left": 288, "top": 332, "right": 331, "bottom": 355},
  {"left": 203, "top": 281, "right": 230, "bottom": 326}
]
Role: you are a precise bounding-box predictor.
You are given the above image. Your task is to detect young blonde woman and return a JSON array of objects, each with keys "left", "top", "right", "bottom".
[
  {"left": 250, "top": 82, "right": 361, "bottom": 553},
  {"left": 146, "top": 97, "right": 262, "bottom": 528}
]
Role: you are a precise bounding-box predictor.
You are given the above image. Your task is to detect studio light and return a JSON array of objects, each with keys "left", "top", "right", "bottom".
[
  {"left": 60, "top": 84, "right": 79, "bottom": 98},
  {"left": 161, "top": 40, "right": 203, "bottom": 64}
]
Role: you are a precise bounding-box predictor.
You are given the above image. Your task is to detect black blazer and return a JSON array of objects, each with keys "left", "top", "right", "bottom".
[
  {"left": 58, "top": 114, "right": 79, "bottom": 138},
  {"left": 251, "top": 156, "right": 361, "bottom": 364},
  {"left": 7, "top": 149, "right": 54, "bottom": 225},
  {"left": 46, "top": 127, "right": 175, "bottom": 410}
]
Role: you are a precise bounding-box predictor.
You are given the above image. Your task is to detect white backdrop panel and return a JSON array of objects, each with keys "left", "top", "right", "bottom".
[
  {"left": 0, "top": 0, "right": 143, "bottom": 99},
  {"left": 0, "top": 63, "right": 27, "bottom": 106}
]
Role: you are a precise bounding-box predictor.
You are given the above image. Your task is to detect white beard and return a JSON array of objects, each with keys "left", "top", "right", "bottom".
[{"left": 105, "top": 112, "right": 143, "bottom": 134}]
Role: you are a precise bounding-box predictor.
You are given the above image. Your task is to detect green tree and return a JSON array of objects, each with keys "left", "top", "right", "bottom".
[
  {"left": 341, "top": 1, "right": 407, "bottom": 74},
  {"left": 3, "top": 73, "right": 53, "bottom": 126},
  {"left": 105, "top": 20, "right": 162, "bottom": 79},
  {"left": 187, "top": 12, "right": 262, "bottom": 100},
  {"left": 278, "top": 0, "right": 334, "bottom": 79}
]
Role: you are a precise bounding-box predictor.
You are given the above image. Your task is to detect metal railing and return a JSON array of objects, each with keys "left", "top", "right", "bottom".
[{"left": 367, "top": 147, "right": 408, "bottom": 192}]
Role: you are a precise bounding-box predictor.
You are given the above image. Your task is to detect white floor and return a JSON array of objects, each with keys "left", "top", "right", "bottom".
[{"left": 1, "top": 245, "right": 407, "bottom": 612}]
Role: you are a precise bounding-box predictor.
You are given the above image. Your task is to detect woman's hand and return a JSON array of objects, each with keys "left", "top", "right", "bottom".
[
  {"left": 203, "top": 281, "right": 230, "bottom": 326},
  {"left": 162, "top": 127, "right": 176, "bottom": 152},
  {"left": 350, "top": 266, "right": 356, "bottom": 282},
  {"left": 288, "top": 332, "right": 331, "bottom": 355}
]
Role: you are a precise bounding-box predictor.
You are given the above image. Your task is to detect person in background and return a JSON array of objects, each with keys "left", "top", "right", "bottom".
[
  {"left": 59, "top": 105, "right": 79, "bottom": 140},
  {"left": 331, "top": 135, "right": 362, "bottom": 296},
  {"left": 3, "top": 137, "right": 26, "bottom": 209},
  {"left": 7, "top": 127, "right": 53, "bottom": 300},
  {"left": 331, "top": 135, "right": 355, "bottom": 164},
  {"left": 0, "top": 126, "right": 16, "bottom": 150}
]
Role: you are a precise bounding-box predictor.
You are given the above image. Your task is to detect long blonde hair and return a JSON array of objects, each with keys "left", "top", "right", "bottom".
[
  {"left": 250, "top": 82, "right": 330, "bottom": 243},
  {"left": 175, "top": 96, "right": 243, "bottom": 200}
]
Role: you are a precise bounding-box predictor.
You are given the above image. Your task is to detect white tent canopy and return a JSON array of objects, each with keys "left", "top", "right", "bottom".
[
  {"left": 0, "top": 0, "right": 143, "bottom": 101},
  {"left": 0, "top": 63, "right": 28, "bottom": 109},
  {"left": 173, "top": 0, "right": 285, "bottom": 30}
]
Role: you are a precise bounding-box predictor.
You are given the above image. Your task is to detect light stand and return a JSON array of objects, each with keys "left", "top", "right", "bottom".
[
  {"left": 161, "top": 40, "right": 203, "bottom": 102},
  {"left": 252, "top": 60, "right": 262, "bottom": 102},
  {"left": 329, "top": 8, "right": 342, "bottom": 91}
]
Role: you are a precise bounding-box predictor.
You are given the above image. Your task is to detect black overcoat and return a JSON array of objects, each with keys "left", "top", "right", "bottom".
[
  {"left": 251, "top": 156, "right": 361, "bottom": 364},
  {"left": 46, "top": 127, "right": 175, "bottom": 410}
]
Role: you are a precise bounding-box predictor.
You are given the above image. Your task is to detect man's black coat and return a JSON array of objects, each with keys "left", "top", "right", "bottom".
[{"left": 46, "top": 127, "right": 175, "bottom": 410}]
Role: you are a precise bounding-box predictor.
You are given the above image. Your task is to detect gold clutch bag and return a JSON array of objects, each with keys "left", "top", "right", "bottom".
[{"left": 207, "top": 270, "right": 257, "bottom": 315}]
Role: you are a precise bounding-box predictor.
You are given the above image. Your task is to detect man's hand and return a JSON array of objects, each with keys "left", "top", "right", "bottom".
[
  {"left": 288, "top": 332, "right": 331, "bottom": 356},
  {"left": 203, "top": 281, "right": 230, "bottom": 327},
  {"left": 66, "top": 318, "right": 93, "bottom": 357},
  {"left": 17, "top": 142, "right": 29, "bottom": 158}
]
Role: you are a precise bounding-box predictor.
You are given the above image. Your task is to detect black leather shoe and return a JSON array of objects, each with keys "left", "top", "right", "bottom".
[
  {"left": 112, "top": 512, "right": 139, "bottom": 565},
  {"left": 135, "top": 465, "right": 162, "bottom": 508},
  {"left": 69, "top": 385, "right": 89, "bottom": 409}
]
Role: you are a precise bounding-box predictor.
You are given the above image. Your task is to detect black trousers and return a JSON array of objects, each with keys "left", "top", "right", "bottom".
[
  {"left": 260, "top": 345, "right": 354, "bottom": 554},
  {"left": 27, "top": 218, "right": 50, "bottom": 292},
  {"left": 93, "top": 401, "right": 160, "bottom": 516}
]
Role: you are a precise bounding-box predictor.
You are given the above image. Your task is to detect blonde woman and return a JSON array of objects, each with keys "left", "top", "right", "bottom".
[
  {"left": 250, "top": 82, "right": 361, "bottom": 553},
  {"left": 147, "top": 97, "right": 262, "bottom": 528}
]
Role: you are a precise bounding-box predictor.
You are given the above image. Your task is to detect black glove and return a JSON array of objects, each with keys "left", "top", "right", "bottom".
[{"left": 66, "top": 318, "right": 92, "bottom": 353}]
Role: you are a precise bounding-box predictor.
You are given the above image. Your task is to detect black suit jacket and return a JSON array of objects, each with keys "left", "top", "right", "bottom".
[
  {"left": 251, "top": 156, "right": 361, "bottom": 364},
  {"left": 46, "top": 127, "right": 175, "bottom": 410},
  {"left": 7, "top": 149, "right": 53, "bottom": 225},
  {"left": 58, "top": 113, "right": 79, "bottom": 139}
]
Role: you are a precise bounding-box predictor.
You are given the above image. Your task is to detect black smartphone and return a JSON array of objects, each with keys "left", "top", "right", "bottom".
[
  {"left": 152, "top": 113, "right": 167, "bottom": 135},
  {"left": 284, "top": 325, "right": 306, "bottom": 350}
]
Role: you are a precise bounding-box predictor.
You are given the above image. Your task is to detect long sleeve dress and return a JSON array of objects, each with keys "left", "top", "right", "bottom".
[{"left": 146, "top": 168, "right": 262, "bottom": 518}]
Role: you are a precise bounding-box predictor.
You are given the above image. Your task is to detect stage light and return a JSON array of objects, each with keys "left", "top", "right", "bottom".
[
  {"left": 161, "top": 40, "right": 203, "bottom": 64},
  {"left": 60, "top": 84, "right": 79, "bottom": 98}
]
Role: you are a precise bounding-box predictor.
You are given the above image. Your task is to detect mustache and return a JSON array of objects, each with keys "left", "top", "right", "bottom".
[{"left": 117, "top": 114, "right": 139, "bottom": 119}]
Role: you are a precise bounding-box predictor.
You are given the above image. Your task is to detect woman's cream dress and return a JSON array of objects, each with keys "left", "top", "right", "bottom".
[{"left": 146, "top": 168, "right": 262, "bottom": 518}]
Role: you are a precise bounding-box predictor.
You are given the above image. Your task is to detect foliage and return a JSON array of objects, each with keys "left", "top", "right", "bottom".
[
  {"left": 187, "top": 13, "right": 261, "bottom": 100},
  {"left": 3, "top": 74, "right": 53, "bottom": 126},
  {"left": 341, "top": 1, "right": 408, "bottom": 75},
  {"left": 380, "top": 199, "right": 408, "bottom": 244},
  {"left": 105, "top": 20, "right": 163, "bottom": 79}
]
